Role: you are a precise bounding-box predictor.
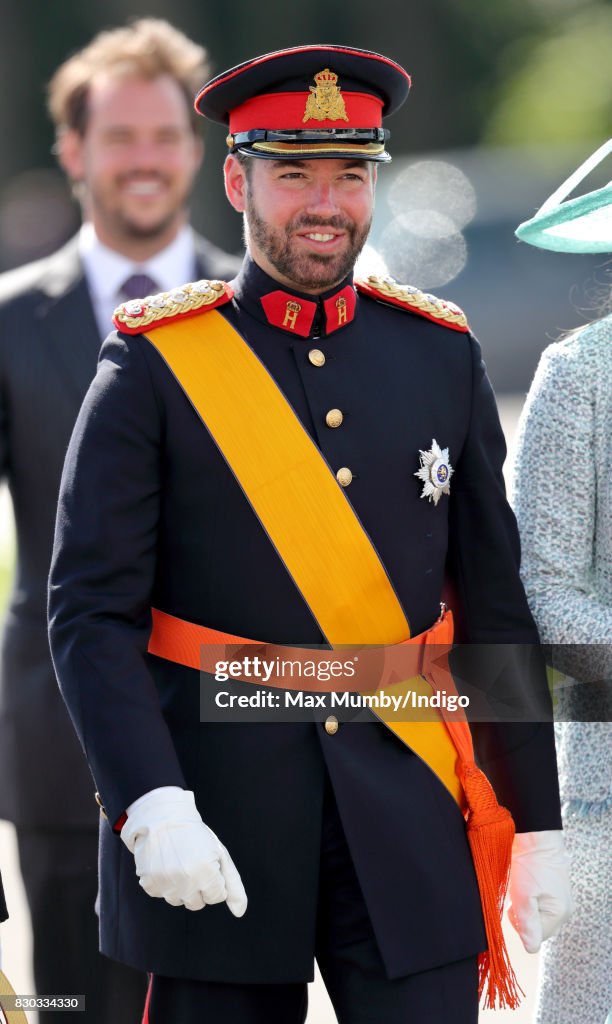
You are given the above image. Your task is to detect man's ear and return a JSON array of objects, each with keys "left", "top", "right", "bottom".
[
  {"left": 224, "top": 154, "right": 249, "bottom": 212},
  {"left": 56, "top": 128, "right": 86, "bottom": 182}
]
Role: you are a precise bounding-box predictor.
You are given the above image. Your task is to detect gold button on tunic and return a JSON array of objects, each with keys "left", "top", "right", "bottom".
[{"left": 325, "top": 408, "right": 344, "bottom": 428}]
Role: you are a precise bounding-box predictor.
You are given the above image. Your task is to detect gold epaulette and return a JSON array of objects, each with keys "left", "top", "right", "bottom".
[
  {"left": 112, "top": 280, "right": 233, "bottom": 335},
  {"left": 355, "top": 275, "right": 469, "bottom": 333}
]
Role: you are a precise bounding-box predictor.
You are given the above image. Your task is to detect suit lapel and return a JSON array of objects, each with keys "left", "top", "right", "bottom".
[
  {"left": 35, "top": 234, "right": 240, "bottom": 406},
  {"left": 35, "top": 238, "right": 102, "bottom": 402},
  {"left": 192, "top": 232, "right": 242, "bottom": 283}
]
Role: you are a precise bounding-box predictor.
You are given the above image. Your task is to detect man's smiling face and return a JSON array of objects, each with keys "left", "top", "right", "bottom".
[{"left": 225, "top": 155, "right": 376, "bottom": 293}]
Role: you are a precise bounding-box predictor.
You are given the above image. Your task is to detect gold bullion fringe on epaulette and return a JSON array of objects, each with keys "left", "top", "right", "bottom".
[
  {"left": 114, "top": 280, "right": 228, "bottom": 331},
  {"left": 365, "top": 275, "right": 468, "bottom": 329}
]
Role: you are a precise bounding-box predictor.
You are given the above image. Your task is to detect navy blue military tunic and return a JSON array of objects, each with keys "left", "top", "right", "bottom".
[{"left": 48, "top": 256, "right": 561, "bottom": 983}]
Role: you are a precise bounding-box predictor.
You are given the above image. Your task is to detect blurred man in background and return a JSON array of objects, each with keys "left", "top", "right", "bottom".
[{"left": 0, "top": 18, "right": 240, "bottom": 1023}]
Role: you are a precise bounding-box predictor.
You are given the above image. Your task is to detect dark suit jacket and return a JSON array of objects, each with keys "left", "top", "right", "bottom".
[
  {"left": 49, "top": 257, "right": 562, "bottom": 982},
  {"left": 0, "top": 232, "right": 241, "bottom": 827}
]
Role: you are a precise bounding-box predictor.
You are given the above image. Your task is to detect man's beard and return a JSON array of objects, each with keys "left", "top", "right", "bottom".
[{"left": 245, "top": 196, "right": 371, "bottom": 291}]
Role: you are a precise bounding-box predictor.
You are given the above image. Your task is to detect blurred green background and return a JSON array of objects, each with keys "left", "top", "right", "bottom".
[
  {"left": 1, "top": 0, "right": 610, "bottom": 395},
  {"left": 0, "top": 0, "right": 610, "bottom": 265}
]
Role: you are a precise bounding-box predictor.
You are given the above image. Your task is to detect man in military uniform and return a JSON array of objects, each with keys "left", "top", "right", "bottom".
[{"left": 49, "top": 46, "right": 572, "bottom": 1023}]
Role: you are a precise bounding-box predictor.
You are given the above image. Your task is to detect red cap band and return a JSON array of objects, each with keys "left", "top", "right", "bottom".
[{"left": 229, "top": 91, "right": 383, "bottom": 133}]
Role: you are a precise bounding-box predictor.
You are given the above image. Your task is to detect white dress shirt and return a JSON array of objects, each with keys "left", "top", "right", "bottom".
[{"left": 79, "top": 222, "right": 197, "bottom": 339}]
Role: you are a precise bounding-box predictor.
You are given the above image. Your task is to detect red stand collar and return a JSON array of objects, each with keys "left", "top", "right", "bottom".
[{"left": 260, "top": 284, "right": 356, "bottom": 337}]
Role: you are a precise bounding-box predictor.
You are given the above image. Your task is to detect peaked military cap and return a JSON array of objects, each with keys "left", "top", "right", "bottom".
[{"left": 195, "top": 44, "right": 411, "bottom": 162}]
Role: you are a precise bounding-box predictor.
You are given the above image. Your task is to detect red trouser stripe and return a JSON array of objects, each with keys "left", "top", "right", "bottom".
[{"left": 142, "top": 974, "right": 153, "bottom": 1024}]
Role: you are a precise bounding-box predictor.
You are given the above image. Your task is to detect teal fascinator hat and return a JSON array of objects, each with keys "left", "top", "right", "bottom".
[{"left": 515, "top": 139, "right": 612, "bottom": 253}]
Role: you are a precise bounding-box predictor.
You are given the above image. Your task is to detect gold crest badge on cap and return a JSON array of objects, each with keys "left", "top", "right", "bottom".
[{"left": 303, "top": 69, "right": 349, "bottom": 123}]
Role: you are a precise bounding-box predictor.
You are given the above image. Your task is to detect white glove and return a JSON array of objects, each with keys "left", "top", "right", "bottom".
[
  {"left": 508, "top": 830, "right": 574, "bottom": 953},
  {"left": 121, "top": 786, "right": 247, "bottom": 916}
]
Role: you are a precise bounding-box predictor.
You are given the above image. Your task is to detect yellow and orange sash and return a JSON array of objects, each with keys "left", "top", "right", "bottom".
[{"left": 143, "top": 310, "right": 521, "bottom": 1008}]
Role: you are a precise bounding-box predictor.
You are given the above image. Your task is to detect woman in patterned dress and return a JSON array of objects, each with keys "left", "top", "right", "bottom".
[{"left": 513, "top": 140, "right": 612, "bottom": 1024}]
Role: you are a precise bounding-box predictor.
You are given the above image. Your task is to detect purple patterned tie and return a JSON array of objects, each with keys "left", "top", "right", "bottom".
[{"left": 120, "top": 273, "right": 160, "bottom": 301}]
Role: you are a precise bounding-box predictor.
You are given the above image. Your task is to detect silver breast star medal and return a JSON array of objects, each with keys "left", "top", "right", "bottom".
[{"left": 415, "top": 439, "right": 453, "bottom": 505}]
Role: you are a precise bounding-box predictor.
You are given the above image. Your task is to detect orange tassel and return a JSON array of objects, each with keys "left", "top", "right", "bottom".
[
  {"left": 459, "top": 761, "right": 524, "bottom": 1010},
  {"left": 423, "top": 614, "right": 524, "bottom": 1010}
]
